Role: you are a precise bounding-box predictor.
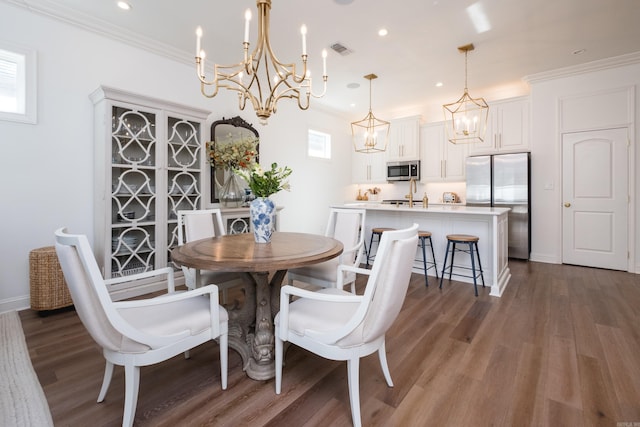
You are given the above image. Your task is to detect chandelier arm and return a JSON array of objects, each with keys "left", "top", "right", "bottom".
[{"left": 194, "top": 0, "right": 326, "bottom": 123}]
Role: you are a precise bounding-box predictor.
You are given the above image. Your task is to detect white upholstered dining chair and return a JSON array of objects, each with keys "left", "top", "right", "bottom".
[
  {"left": 286, "top": 208, "right": 366, "bottom": 292},
  {"left": 54, "top": 227, "right": 228, "bottom": 427},
  {"left": 177, "top": 209, "right": 247, "bottom": 299},
  {"left": 275, "top": 224, "right": 419, "bottom": 427}
]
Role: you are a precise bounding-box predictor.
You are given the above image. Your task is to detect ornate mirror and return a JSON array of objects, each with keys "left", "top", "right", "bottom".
[{"left": 210, "top": 116, "right": 259, "bottom": 203}]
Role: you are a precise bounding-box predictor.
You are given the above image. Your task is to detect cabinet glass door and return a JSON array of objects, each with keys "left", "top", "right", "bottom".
[
  {"left": 110, "top": 106, "right": 157, "bottom": 277},
  {"left": 166, "top": 116, "right": 202, "bottom": 264}
]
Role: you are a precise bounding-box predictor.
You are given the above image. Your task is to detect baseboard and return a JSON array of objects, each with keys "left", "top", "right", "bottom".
[
  {"left": 529, "top": 252, "right": 561, "bottom": 264},
  {"left": 0, "top": 295, "right": 31, "bottom": 314}
]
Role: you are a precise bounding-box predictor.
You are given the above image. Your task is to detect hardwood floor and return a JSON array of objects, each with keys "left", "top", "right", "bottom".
[{"left": 19, "top": 261, "right": 640, "bottom": 426}]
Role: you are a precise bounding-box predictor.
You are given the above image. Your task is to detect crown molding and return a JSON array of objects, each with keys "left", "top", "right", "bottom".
[
  {"left": 3, "top": 0, "right": 193, "bottom": 66},
  {"left": 523, "top": 51, "right": 640, "bottom": 84}
]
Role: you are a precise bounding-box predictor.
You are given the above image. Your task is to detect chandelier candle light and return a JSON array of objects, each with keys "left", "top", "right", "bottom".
[
  {"left": 442, "top": 43, "right": 489, "bottom": 144},
  {"left": 195, "top": 0, "right": 328, "bottom": 124},
  {"left": 351, "top": 73, "right": 390, "bottom": 153}
]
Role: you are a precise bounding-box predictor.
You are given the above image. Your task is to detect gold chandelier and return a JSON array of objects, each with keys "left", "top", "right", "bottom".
[
  {"left": 351, "top": 74, "right": 390, "bottom": 153},
  {"left": 443, "top": 43, "right": 489, "bottom": 144},
  {"left": 195, "top": 0, "right": 327, "bottom": 125}
]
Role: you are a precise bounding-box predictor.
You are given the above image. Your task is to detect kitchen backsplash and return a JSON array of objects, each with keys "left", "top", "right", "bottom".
[{"left": 352, "top": 181, "right": 466, "bottom": 204}]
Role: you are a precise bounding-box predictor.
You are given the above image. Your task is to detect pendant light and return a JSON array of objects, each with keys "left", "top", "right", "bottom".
[
  {"left": 443, "top": 44, "right": 489, "bottom": 144},
  {"left": 351, "top": 74, "right": 390, "bottom": 153}
]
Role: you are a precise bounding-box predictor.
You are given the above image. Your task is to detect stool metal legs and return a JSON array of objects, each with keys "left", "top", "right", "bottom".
[
  {"left": 439, "top": 240, "right": 485, "bottom": 296},
  {"left": 418, "top": 235, "right": 439, "bottom": 287},
  {"left": 366, "top": 233, "right": 377, "bottom": 267}
]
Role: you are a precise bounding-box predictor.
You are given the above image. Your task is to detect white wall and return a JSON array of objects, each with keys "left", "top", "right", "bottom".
[
  {"left": 527, "top": 60, "right": 640, "bottom": 270},
  {"left": 0, "top": 3, "right": 353, "bottom": 312}
]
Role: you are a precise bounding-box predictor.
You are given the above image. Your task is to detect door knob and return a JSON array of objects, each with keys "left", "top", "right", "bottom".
[{"left": 564, "top": 202, "right": 571, "bottom": 207}]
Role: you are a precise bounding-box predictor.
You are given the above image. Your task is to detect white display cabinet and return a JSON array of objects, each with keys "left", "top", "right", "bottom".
[
  {"left": 91, "top": 86, "right": 210, "bottom": 298},
  {"left": 220, "top": 207, "right": 282, "bottom": 235}
]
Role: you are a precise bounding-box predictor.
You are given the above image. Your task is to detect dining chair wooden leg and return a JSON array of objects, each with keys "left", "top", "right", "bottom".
[
  {"left": 347, "top": 358, "right": 362, "bottom": 427},
  {"left": 378, "top": 341, "right": 393, "bottom": 387}
]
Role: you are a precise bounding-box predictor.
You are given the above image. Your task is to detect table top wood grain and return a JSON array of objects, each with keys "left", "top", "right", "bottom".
[{"left": 171, "top": 232, "right": 344, "bottom": 273}]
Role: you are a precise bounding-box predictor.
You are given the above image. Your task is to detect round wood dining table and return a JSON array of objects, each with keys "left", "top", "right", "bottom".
[{"left": 171, "top": 232, "right": 343, "bottom": 380}]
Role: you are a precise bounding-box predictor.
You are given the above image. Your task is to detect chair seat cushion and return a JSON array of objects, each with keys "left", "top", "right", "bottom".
[
  {"left": 281, "top": 288, "right": 363, "bottom": 347},
  {"left": 118, "top": 294, "right": 228, "bottom": 352},
  {"left": 288, "top": 258, "right": 340, "bottom": 282}
]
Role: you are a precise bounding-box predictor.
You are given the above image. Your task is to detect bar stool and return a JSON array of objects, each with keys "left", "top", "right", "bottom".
[
  {"left": 439, "top": 234, "right": 485, "bottom": 296},
  {"left": 416, "top": 231, "right": 438, "bottom": 287},
  {"left": 366, "top": 227, "right": 395, "bottom": 267},
  {"left": 360, "top": 226, "right": 368, "bottom": 266}
]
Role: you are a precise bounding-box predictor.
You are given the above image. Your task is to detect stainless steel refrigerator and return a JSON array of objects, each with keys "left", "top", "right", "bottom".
[{"left": 465, "top": 152, "right": 531, "bottom": 259}]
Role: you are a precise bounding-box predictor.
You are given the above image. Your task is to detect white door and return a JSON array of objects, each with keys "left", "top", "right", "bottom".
[{"left": 562, "top": 128, "right": 629, "bottom": 270}]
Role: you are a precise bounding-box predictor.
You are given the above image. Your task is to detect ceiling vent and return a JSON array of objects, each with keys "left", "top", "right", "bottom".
[{"left": 330, "top": 42, "right": 353, "bottom": 56}]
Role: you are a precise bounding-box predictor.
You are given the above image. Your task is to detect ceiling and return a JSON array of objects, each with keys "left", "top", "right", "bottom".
[{"left": 10, "top": 0, "right": 640, "bottom": 121}]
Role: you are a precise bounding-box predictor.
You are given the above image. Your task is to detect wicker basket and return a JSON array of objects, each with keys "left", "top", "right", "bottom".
[{"left": 29, "top": 246, "right": 73, "bottom": 311}]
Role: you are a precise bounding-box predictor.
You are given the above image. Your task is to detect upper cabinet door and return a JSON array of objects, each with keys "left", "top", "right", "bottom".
[
  {"left": 386, "top": 116, "right": 421, "bottom": 161},
  {"left": 351, "top": 150, "right": 386, "bottom": 184},
  {"left": 420, "top": 122, "right": 467, "bottom": 182},
  {"left": 468, "top": 96, "right": 530, "bottom": 155}
]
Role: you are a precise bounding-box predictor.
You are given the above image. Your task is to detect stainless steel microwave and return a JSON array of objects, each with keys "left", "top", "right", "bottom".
[{"left": 386, "top": 160, "right": 420, "bottom": 181}]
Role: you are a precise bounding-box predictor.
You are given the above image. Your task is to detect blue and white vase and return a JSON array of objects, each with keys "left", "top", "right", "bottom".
[{"left": 250, "top": 197, "right": 275, "bottom": 243}]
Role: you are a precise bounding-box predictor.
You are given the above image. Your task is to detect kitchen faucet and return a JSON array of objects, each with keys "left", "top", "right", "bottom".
[{"left": 405, "top": 177, "right": 417, "bottom": 207}]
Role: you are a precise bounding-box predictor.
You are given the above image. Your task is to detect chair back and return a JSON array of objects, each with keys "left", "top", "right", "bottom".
[
  {"left": 358, "top": 224, "right": 418, "bottom": 343},
  {"left": 327, "top": 208, "right": 366, "bottom": 265},
  {"left": 54, "top": 228, "right": 125, "bottom": 352},
  {"left": 177, "top": 209, "right": 226, "bottom": 245}
]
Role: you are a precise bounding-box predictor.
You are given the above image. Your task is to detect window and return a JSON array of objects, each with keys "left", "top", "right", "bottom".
[
  {"left": 308, "top": 129, "right": 331, "bottom": 159},
  {"left": 0, "top": 42, "right": 36, "bottom": 124}
]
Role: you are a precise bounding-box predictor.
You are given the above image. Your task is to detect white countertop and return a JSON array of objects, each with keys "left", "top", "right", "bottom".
[{"left": 338, "top": 203, "right": 510, "bottom": 216}]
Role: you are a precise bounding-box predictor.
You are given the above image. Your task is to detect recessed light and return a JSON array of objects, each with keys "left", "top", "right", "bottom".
[
  {"left": 435, "top": 82, "right": 443, "bottom": 87},
  {"left": 334, "top": 0, "right": 354, "bottom": 4},
  {"left": 378, "top": 28, "right": 388, "bottom": 37},
  {"left": 347, "top": 83, "right": 360, "bottom": 89},
  {"left": 572, "top": 48, "right": 586, "bottom": 55},
  {"left": 117, "top": 1, "right": 131, "bottom": 11}
]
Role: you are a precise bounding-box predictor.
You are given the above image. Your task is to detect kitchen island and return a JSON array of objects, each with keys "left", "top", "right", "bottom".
[{"left": 338, "top": 203, "right": 511, "bottom": 297}]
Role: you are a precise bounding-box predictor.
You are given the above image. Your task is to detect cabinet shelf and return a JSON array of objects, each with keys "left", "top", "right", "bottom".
[
  {"left": 112, "top": 247, "right": 154, "bottom": 256},
  {"left": 113, "top": 135, "right": 155, "bottom": 142}
]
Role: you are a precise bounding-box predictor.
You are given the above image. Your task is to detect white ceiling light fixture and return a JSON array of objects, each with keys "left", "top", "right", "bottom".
[
  {"left": 443, "top": 43, "right": 489, "bottom": 144},
  {"left": 117, "top": 1, "right": 131, "bottom": 11},
  {"left": 194, "top": 0, "right": 328, "bottom": 125},
  {"left": 466, "top": 2, "right": 491, "bottom": 34},
  {"left": 351, "top": 73, "right": 390, "bottom": 153}
]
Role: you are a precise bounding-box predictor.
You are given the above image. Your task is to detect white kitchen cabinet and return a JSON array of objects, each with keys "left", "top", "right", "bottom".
[
  {"left": 91, "top": 86, "right": 210, "bottom": 298},
  {"left": 420, "top": 122, "right": 467, "bottom": 182},
  {"left": 352, "top": 150, "right": 387, "bottom": 184},
  {"left": 468, "top": 96, "right": 530, "bottom": 155},
  {"left": 386, "top": 116, "right": 421, "bottom": 161}
]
